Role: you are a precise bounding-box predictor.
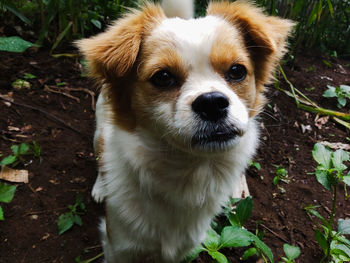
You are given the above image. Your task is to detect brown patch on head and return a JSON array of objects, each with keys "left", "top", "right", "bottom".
[
  {"left": 207, "top": 0, "right": 294, "bottom": 116},
  {"left": 209, "top": 26, "right": 257, "bottom": 113},
  {"left": 76, "top": 4, "right": 166, "bottom": 131}
]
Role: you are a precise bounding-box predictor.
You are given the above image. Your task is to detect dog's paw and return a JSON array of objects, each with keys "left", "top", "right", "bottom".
[{"left": 92, "top": 175, "right": 106, "bottom": 203}]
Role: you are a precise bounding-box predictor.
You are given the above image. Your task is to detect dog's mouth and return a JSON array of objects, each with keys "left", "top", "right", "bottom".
[{"left": 191, "top": 125, "right": 243, "bottom": 150}]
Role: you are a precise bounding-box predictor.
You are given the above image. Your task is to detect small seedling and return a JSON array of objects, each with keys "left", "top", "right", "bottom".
[
  {"left": 323, "top": 84, "right": 350, "bottom": 108},
  {"left": 57, "top": 194, "right": 86, "bottom": 235},
  {"left": 306, "top": 143, "right": 350, "bottom": 262},
  {"left": 0, "top": 182, "right": 17, "bottom": 220},
  {"left": 322, "top": 59, "right": 333, "bottom": 68},
  {"left": 0, "top": 142, "right": 41, "bottom": 167},
  {"left": 23, "top": 73, "right": 37, "bottom": 79},
  {"left": 280, "top": 243, "right": 301, "bottom": 263},
  {"left": 12, "top": 79, "right": 31, "bottom": 89},
  {"left": 249, "top": 160, "right": 261, "bottom": 171},
  {"left": 185, "top": 197, "right": 273, "bottom": 263},
  {"left": 273, "top": 165, "right": 290, "bottom": 186}
]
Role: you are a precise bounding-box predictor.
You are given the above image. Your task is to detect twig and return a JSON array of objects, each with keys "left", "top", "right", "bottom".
[
  {"left": 277, "top": 65, "right": 350, "bottom": 127},
  {"left": 44, "top": 85, "right": 80, "bottom": 103},
  {"left": 0, "top": 95, "right": 84, "bottom": 136},
  {"left": 44, "top": 86, "right": 96, "bottom": 111},
  {"left": 260, "top": 223, "right": 289, "bottom": 243}
]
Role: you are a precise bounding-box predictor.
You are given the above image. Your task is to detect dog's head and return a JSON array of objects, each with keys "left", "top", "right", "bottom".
[{"left": 77, "top": 1, "right": 293, "bottom": 153}]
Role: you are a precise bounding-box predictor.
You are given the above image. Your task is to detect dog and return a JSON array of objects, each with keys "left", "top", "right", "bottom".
[{"left": 77, "top": 0, "right": 293, "bottom": 262}]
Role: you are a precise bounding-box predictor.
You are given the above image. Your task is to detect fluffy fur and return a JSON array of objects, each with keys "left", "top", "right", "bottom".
[{"left": 77, "top": 1, "right": 293, "bottom": 262}]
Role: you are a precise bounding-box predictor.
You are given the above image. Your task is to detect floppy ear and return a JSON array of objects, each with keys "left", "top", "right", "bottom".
[
  {"left": 207, "top": 1, "right": 294, "bottom": 87},
  {"left": 76, "top": 4, "right": 165, "bottom": 82}
]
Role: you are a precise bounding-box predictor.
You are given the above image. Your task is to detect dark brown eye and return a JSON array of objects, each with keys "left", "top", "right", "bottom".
[
  {"left": 150, "top": 70, "right": 177, "bottom": 89},
  {"left": 226, "top": 64, "right": 247, "bottom": 82}
]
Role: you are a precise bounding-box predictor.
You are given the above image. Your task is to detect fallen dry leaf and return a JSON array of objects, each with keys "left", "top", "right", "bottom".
[
  {"left": 320, "top": 141, "right": 350, "bottom": 151},
  {"left": 314, "top": 115, "right": 329, "bottom": 129},
  {"left": 0, "top": 166, "right": 29, "bottom": 183}
]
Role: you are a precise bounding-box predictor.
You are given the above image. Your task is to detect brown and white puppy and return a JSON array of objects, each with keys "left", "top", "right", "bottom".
[{"left": 77, "top": 1, "right": 293, "bottom": 262}]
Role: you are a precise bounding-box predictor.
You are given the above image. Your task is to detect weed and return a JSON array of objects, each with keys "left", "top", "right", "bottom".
[
  {"left": 280, "top": 244, "right": 301, "bottom": 263},
  {"left": 250, "top": 160, "right": 261, "bottom": 171},
  {"left": 0, "top": 182, "right": 17, "bottom": 220},
  {"left": 0, "top": 36, "right": 36, "bottom": 53},
  {"left": 323, "top": 85, "right": 350, "bottom": 109},
  {"left": 273, "top": 165, "right": 290, "bottom": 186},
  {"left": 0, "top": 142, "right": 41, "bottom": 167},
  {"left": 185, "top": 197, "right": 273, "bottom": 263},
  {"left": 305, "top": 143, "right": 350, "bottom": 262},
  {"left": 57, "top": 194, "right": 86, "bottom": 235}
]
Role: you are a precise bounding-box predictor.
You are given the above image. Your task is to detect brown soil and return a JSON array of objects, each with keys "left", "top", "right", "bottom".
[{"left": 0, "top": 48, "right": 349, "bottom": 263}]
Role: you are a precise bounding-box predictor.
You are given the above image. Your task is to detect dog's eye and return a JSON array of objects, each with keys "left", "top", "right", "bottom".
[
  {"left": 150, "top": 70, "right": 177, "bottom": 89},
  {"left": 226, "top": 64, "right": 247, "bottom": 82}
]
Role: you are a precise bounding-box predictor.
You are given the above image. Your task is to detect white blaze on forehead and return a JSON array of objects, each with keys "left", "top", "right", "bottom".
[{"left": 153, "top": 16, "right": 229, "bottom": 63}]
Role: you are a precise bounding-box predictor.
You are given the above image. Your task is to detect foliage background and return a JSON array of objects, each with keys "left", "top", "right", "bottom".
[{"left": 1, "top": 0, "right": 350, "bottom": 56}]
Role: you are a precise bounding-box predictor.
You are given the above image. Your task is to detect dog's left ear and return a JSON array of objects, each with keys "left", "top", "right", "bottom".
[
  {"left": 207, "top": 1, "right": 294, "bottom": 87},
  {"left": 76, "top": 4, "right": 165, "bottom": 82}
]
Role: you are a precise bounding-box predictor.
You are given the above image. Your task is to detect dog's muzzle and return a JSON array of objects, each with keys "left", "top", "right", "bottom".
[{"left": 191, "top": 92, "right": 244, "bottom": 150}]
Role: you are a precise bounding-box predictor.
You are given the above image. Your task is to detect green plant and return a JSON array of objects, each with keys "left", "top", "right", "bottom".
[
  {"left": 0, "top": 142, "right": 41, "bottom": 167},
  {"left": 57, "top": 194, "right": 86, "bottom": 235},
  {"left": 273, "top": 165, "right": 290, "bottom": 186},
  {"left": 185, "top": 197, "right": 273, "bottom": 263},
  {"left": 0, "top": 36, "right": 35, "bottom": 53},
  {"left": 305, "top": 143, "right": 350, "bottom": 262},
  {"left": 250, "top": 160, "right": 261, "bottom": 171},
  {"left": 323, "top": 85, "right": 350, "bottom": 109},
  {"left": 0, "top": 182, "right": 17, "bottom": 220},
  {"left": 280, "top": 244, "right": 301, "bottom": 263}
]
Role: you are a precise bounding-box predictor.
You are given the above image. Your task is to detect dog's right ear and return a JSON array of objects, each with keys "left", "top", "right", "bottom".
[{"left": 76, "top": 4, "right": 165, "bottom": 81}]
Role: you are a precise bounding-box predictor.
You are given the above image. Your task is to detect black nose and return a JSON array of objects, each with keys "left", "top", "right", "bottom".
[{"left": 192, "top": 92, "right": 230, "bottom": 122}]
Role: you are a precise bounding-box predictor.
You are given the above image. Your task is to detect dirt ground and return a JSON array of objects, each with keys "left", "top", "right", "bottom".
[{"left": 0, "top": 47, "right": 349, "bottom": 263}]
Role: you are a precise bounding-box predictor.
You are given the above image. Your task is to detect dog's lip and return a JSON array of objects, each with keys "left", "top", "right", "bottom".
[{"left": 192, "top": 127, "right": 243, "bottom": 146}]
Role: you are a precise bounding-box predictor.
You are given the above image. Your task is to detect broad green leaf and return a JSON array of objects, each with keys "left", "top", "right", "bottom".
[
  {"left": 91, "top": 19, "right": 102, "bottom": 29},
  {"left": 315, "top": 230, "right": 328, "bottom": 253},
  {"left": 11, "top": 145, "right": 19, "bottom": 155},
  {"left": 58, "top": 213, "right": 75, "bottom": 235},
  {"left": 283, "top": 244, "right": 301, "bottom": 260},
  {"left": 220, "top": 227, "right": 252, "bottom": 248},
  {"left": 236, "top": 196, "right": 253, "bottom": 226},
  {"left": 332, "top": 149, "right": 349, "bottom": 171},
  {"left": 338, "top": 219, "right": 350, "bottom": 235},
  {"left": 18, "top": 143, "right": 30, "bottom": 155},
  {"left": 0, "top": 206, "right": 4, "bottom": 220},
  {"left": 332, "top": 244, "right": 350, "bottom": 257},
  {"left": 242, "top": 247, "right": 257, "bottom": 260},
  {"left": 0, "top": 36, "right": 35, "bottom": 53},
  {"left": 336, "top": 235, "right": 350, "bottom": 247},
  {"left": 343, "top": 176, "right": 350, "bottom": 186},
  {"left": 0, "top": 155, "right": 17, "bottom": 166},
  {"left": 313, "top": 143, "right": 332, "bottom": 169},
  {"left": 0, "top": 183, "right": 17, "bottom": 203},
  {"left": 323, "top": 86, "right": 336, "bottom": 98},
  {"left": 74, "top": 214, "right": 83, "bottom": 226},
  {"left": 338, "top": 97, "right": 347, "bottom": 108},
  {"left": 340, "top": 85, "right": 350, "bottom": 94},
  {"left": 183, "top": 245, "right": 206, "bottom": 262},
  {"left": 207, "top": 251, "right": 228, "bottom": 263},
  {"left": 315, "top": 170, "right": 332, "bottom": 190},
  {"left": 204, "top": 228, "right": 220, "bottom": 250},
  {"left": 250, "top": 234, "right": 274, "bottom": 262}
]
